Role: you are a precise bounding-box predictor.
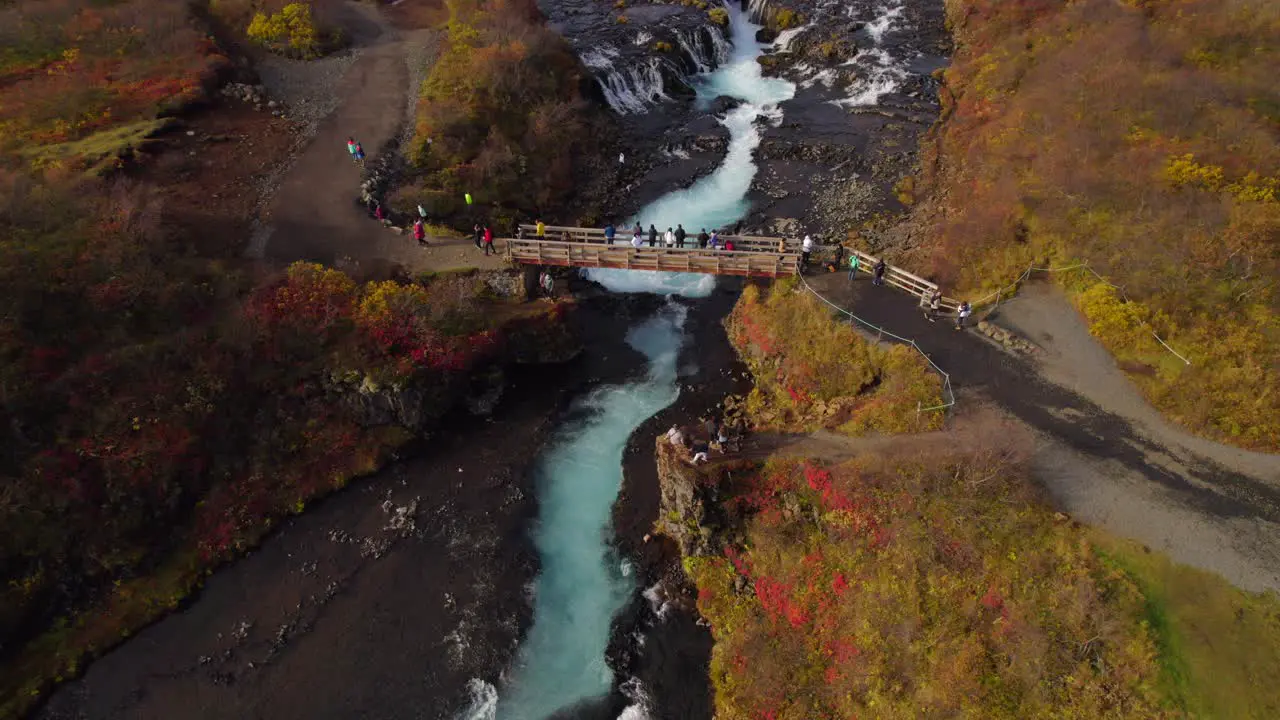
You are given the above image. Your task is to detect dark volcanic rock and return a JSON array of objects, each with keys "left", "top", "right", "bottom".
[
  {"left": 755, "top": 26, "right": 778, "bottom": 43},
  {"left": 709, "top": 95, "right": 742, "bottom": 115}
]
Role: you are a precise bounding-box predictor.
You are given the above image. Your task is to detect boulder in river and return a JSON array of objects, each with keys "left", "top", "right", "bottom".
[
  {"left": 756, "top": 27, "right": 779, "bottom": 43},
  {"left": 709, "top": 95, "right": 742, "bottom": 115}
]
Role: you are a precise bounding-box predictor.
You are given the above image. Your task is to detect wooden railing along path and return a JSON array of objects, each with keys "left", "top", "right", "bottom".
[
  {"left": 848, "top": 249, "right": 962, "bottom": 313},
  {"left": 506, "top": 238, "right": 799, "bottom": 278}
]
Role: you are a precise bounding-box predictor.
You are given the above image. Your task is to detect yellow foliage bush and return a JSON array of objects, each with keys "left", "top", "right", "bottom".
[
  {"left": 247, "top": 2, "right": 325, "bottom": 59},
  {"left": 708, "top": 7, "right": 729, "bottom": 26}
]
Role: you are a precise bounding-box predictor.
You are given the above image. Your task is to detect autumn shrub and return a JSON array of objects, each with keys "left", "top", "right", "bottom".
[
  {"left": 914, "top": 0, "right": 1280, "bottom": 449},
  {"left": 406, "top": 0, "right": 607, "bottom": 224},
  {"left": 685, "top": 450, "right": 1171, "bottom": 718},
  {"left": 0, "top": 0, "right": 225, "bottom": 170},
  {"left": 246, "top": 2, "right": 339, "bottom": 59},
  {"left": 726, "top": 280, "right": 944, "bottom": 434},
  {"left": 708, "top": 7, "right": 729, "bottom": 26}
]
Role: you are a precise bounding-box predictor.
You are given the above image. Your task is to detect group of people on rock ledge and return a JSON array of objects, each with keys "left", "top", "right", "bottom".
[{"left": 666, "top": 418, "right": 741, "bottom": 467}]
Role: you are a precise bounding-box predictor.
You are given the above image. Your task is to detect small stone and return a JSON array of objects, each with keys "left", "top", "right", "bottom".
[
  {"left": 267, "top": 100, "right": 278, "bottom": 109},
  {"left": 186, "top": 130, "right": 195, "bottom": 137}
]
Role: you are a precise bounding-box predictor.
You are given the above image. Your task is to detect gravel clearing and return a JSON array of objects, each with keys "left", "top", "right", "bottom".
[{"left": 257, "top": 49, "right": 363, "bottom": 137}]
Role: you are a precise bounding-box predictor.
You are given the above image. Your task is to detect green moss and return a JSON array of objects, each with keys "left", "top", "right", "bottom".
[{"left": 21, "top": 118, "right": 176, "bottom": 174}]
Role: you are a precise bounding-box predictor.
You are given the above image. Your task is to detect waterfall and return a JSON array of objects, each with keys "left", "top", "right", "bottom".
[
  {"left": 596, "top": 58, "right": 671, "bottom": 115},
  {"left": 746, "top": 0, "right": 770, "bottom": 24},
  {"left": 675, "top": 28, "right": 713, "bottom": 73},
  {"left": 706, "top": 25, "right": 732, "bottom": 65}
]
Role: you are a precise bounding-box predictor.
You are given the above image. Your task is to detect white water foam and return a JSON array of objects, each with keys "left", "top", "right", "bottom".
[
  {"left": 456, "top": 678, "right": 498, "bottom": 720},
  {"left": 773, "top": 22, "right": 813, "bottom": 53},
  {"left": 865, "top": 1, "right": 905, "bottom": 44},
  {"left": 582, "top": 45, "right": 621, "bottom": 70},
  {"left": 598, "top": 58, "right": 671, "bottom": 115},
  {"left": 584, "top": 268, "right": 717, "bottom": 297}
]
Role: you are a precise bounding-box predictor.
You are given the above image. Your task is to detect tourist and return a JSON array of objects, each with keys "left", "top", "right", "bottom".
[
  {"left": 801, "top": 234, "right": 814, "bottom": 269},
  {"left": 604, "top": 222, "right": 616, "bottom": 243},
  {"left": 831, "top": 243, "right": 846, "bottom": 271},
  {"left": 373, "top": 202, "right": 385, "bottom": 222},
  {"left": 664, "top": 227, "right": 676, "bottom": 248},
  {"left": 848, "top": 252, "right": 861, "bottom": 281},
  {"left": 690, "top": 440, "right": 710, "bottom": 466},
  {"left": 413, "top": 218, "right": 427, "bottom": 247},
  {"left": 666, "top": 425, "right": 685, "bottom": 447},
  {"left": 473, "top": 224, "right": 483, "bottom": 249},
  {"left": 648, "top": 224, "right": 658, "bottom": 247},
  {"left": 540, "top": 271, "right": 555, "bottom": 298},
  {"left": 873, "top": 258, "right": 886, "bottom": 286},
  {"left": 354, "top": 142, "right": 366, "bottom": 165},
  {"left": 482, "top": 225, "right": 494, "bottom": 255},
  {"left": 955, "top": 301, "right": 972, "bottom": 330},
  {"left": 631, "top": 232, "right": 644, "bottom": 249},
  {"left": 675, "top": 224, "right": 687, "bottom": 248},
  {"left": 777, "top": 237, "right": 786, "bottom": 253},
  {"left": 923, "top": 289, "right": 942, "bottom": 322},
  {"left": 536, "top": 219, "right": 546, "bottom": 238},
  {"left": 698, "top": 228, "right": 709, "bottom": 248},
  {"left": 514, "top": 221, "right": 525, "bottom": 239},
  {"left": 724, "top": 238, "right": 736, "bottom": 251},
  {"left": 619, "top": 152, "right": 625, "bottom": 165},
  {"left": 709, "top": 229, "right": 719, "bottom": 248},
  {"left": 561, "top": 230, "right": 570, "bottom": 242},
  {"left": 346, "top": 136, "right": 358, "bottom": 161},
  {"left": 418, "top": 203, "right": 428, "bottom": 220}
]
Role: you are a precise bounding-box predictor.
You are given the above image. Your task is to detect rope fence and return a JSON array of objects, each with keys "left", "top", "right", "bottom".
[
  {"left": 970, "top": 261, "right": 1192, "bottom": 366},
  {"left": 797, "top": 274, "right": 957, "bottom": 415}
]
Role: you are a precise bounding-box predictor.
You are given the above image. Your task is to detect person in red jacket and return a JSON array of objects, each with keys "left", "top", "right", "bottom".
[
  {"left": 413, "top": 218, "right": 427, "bottom": 247},
  {"left": 482, "top": 225, "right": 494, "bottom": 256}
]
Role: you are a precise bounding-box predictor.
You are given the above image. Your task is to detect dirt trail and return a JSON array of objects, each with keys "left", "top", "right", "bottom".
[
  {"left": 805, "top": 271, "right": 1280, "bottom": 593},
  {"left": 254, "top": 1, "right": 508, "bottom": 278}
]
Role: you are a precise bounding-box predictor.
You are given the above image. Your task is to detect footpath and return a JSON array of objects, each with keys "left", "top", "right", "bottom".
[
  {"left": 805, "top": 270, "right": 1280, "bottom": 593},
  {"left": 255, "top": 1, "right": 507, "bottom": 278}
]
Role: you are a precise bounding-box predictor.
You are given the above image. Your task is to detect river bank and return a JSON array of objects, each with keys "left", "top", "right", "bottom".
[{"left": 33, "top": 293, "right": 661, "bottom": 720}]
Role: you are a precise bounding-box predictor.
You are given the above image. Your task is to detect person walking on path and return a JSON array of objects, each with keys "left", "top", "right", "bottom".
[
  {"left": 664, "top": 227, "right": 676, "bottom": 248},
  {"left": 873, "top": 258, "right": 886, "bottom": 286},
  {"left": 604, "top": 222, "right": 616, "bottom": 244},
  {"left": 482, "top": 225, "right": 494, "bottom": 256},
  {"left": 848, "top": 252, "right": 861, "bottom": 281},
  {"left": 353, "top": 142, "right": 366, "bottom": 167},
  {"left": 536, "top": 219, "right": 546, "bottom": 238},
  {"left": 801, "top": 234, "right": 814, "bottom": 270},
  {"left": 373, "top": 202, "right": 385, "bottom": 223},
  {"left": 418, "top": 204, "right": 428, "bottom": 220},
  {"left": 955, "top": 301, "right": 972, "bottom": 330},
  {"left": 347, "top": 137, "right": 363, "bottom": 166},
  {"left": 473, "top": 224, "right": 483, "bottom": 249},
  {"left": 698, "top": 228, "right": 709, "bottom": 248},
  {"left": 413, "top": 218, "right": 427, "bottom": 247},
  {"left": 675, "top": 224, "right": 687, "bottom": 248}
]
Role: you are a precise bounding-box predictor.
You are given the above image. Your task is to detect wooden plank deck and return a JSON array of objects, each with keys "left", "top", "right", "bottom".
[
  {"left": 518, "top": 224, "right": 807, "bottom": 254},
  {"left": 506, "top": 238, "right": 799, "bottom": 278}
]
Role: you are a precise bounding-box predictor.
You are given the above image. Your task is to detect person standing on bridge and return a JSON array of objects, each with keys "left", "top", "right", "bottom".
[
  {"left": 664, "top": 227, "right": 676, "bottom": 248},
  {"left": 675, "top": 224, "right": 687, "bottom": 248},
  {"left": 873, "top": 258, "right": 886, "bottom": 286},
  {"left": 698, "top": 228, "right": 709, "bottom": 248},
  {"left": 536, "top": 219, "right": 546, "bottom": 238},
  {"left": 413, "top": 218, "right": 427, "bottom": 247},
  {"left": 648, "top": 224, "right": 659, "bottom": 247},
  {"left": 801, "top": 234, "right": 814, "bottom": 269},
  {"left": 848, "top": 252, "right": 861, "bottom": 281},
  {"left": 709, "top": 229, "right": 720, "bottom": 249},
  {"left": 724, "top": 238, "right": 736, "bottom": 252},
  {"left": 604, "top": 222, "right": 616, "bottom": 244},
  {"left": 632, "top": 224, "right": 643, "bottom": 246},
  {"left": 482, "top": 225, "right": 494, "bottom": 256}
]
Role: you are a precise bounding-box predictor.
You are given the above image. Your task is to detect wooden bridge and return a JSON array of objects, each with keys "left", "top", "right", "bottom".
[{"left": 508, "top": 224, "right": 800, "bottom": 278}]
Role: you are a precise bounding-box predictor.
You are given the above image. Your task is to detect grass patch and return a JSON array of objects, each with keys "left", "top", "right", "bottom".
[
  {"left": 20, "top": 118, "right": 176, "bottom": 175},
  {"left": 1094, "top": 533, "right": 1280, "bottom": 718}
]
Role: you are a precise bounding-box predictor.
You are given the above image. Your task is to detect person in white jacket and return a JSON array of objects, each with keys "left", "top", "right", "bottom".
[
  {"left": 664, "top": 227, "right": 676, "bottom": 247},
  {"left": 801, "top": 234, "right": 814, "bottom": 269}
]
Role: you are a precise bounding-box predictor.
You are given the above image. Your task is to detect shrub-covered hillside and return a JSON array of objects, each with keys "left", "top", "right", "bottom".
[
  {"left": 726, "top": 280, "right": 945, "bottom": 435},
  {"left": 392, "top": 0, "right": 608, "bottom": 225},
  {"left": 913, "top": 0, "right": 1279, "bottom": 450}
]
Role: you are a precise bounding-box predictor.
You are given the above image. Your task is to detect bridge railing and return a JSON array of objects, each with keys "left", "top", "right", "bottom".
[
  {"left": 849, "top": 249, "right": 963, "bottom": 313},
  {"left": 518, "top": 224, "right": 802, "bottom": 254},
  {"left": 506, "top": 238, "right": 798, "bottom": 278}
]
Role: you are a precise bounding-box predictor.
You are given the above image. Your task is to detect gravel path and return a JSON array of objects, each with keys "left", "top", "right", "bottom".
[{"left": 806, "top": 271, "right": 1280, "bottom": 593}]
